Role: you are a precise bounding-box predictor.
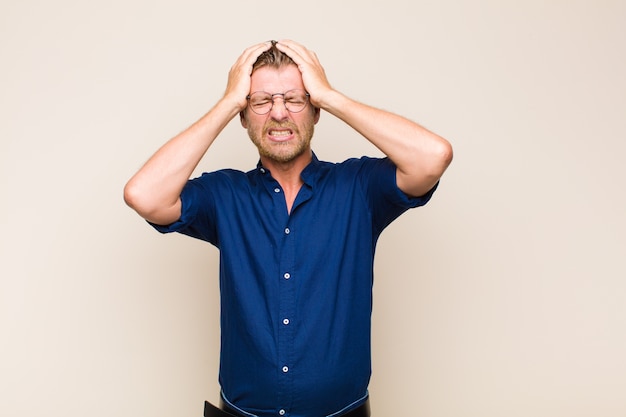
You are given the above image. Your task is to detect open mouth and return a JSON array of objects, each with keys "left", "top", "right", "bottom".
[{"left": 267, "top": 128, "right": 294, "bottom": 142}]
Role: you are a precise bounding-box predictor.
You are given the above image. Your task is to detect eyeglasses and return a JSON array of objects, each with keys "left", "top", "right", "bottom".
[{"left": 246, "top": 89, "right": 310, "bottom": 115}]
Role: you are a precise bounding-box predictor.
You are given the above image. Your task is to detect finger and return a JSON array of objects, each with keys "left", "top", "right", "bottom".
[
  {"left": 225, "top": 41, "right": 273, "bottom": 102},
  {"left": 276, "top": 39, "right": 306, "bottom": 53},
  {"left": 275, "top": 40, "right": 314, "bottom": 65},
  {"left": 233, "top": 42, "right": 271, "bottom": 68},
  {"left": 235, "top": 41, "right": 273, "bottom": 71}
]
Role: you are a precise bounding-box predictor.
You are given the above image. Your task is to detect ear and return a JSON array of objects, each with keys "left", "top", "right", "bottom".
[
  {"left": 313, "top": 106, "right": 321, "bottom": 124},
  {"left": 240, "top": 110, "right": 248, "bottom": 128}
]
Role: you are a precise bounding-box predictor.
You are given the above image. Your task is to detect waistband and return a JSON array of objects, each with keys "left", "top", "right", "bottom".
[{"left": 203, "top": 396, "right": 371, "bottom": 417}]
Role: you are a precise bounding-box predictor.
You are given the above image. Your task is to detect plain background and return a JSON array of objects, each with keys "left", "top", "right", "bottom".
[{"left": 1, "top": 1, "right": 625, "bottom": 416}]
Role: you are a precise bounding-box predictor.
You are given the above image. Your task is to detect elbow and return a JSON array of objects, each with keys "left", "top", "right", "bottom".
[
  {"left": 123, "top": 177, "right": 156, "bottom": 216},
  {"left": 438, "top": 139, "right": 454, "bottom": 171},
  {"left": 123, "top": 178, "right": 180, "bottom": 225},
  {"left": 123, "top": 180, "right": 158, "bottom": 222},
  {"left": 419, "top": 138, "right": 453, "bottom": 188},
  {"left": 397, "top": 139, "right": 453, "bottom": 197},
  {"left": 123, "top": 179, "right": 143, "bottom": 212},
  {"left": 423, "top": 137, "right": 453, "bottom": 179}
]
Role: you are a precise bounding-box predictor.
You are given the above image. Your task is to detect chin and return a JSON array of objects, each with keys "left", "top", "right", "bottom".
[{"left": 261, "top": 143, "right": 309, "bottom": 164}]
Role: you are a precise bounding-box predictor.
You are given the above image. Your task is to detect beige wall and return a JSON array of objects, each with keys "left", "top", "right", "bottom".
[{"left": 1, "top": 1, "right": 625, "bottom": 416}]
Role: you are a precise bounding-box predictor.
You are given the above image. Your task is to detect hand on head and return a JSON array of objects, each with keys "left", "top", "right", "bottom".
[
  {"left": 274, "top": 40, "right": 333, "bottom": 109},
  {"left": 226, "top": 40, "right": 333, "bottom": 111},
  {"left": 224, "top": 41, "right": 273, "bottom": 111}
]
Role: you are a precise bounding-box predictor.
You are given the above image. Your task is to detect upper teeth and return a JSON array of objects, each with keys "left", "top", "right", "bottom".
[{"left": 271, "top": 130, "right": 290, "bottom": 137}]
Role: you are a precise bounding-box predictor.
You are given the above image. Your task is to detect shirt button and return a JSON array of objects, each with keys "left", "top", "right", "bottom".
[
  {"left": 274, "top": 187, "right": 281, "bottom": 193},
  {"left": 260, "top": 168, "right": 266, "bottom": 173},
  {"left": 283, "top": 318, "right": 290, "bottom": 325},
  {"left": 279, "top": 410, "right": 286, "bottom": 416},
  {"left": 282, "top": 366, "right": 289, "bottom": 373},
  {"left": 283, "top": 273, "right": 290, "bottom": 279},
  {"left": 284, "top": 227, "right": 290, "bottom": 234}
]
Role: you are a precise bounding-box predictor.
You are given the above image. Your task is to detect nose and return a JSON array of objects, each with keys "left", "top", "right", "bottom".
[{"left": 269, "top": 95, "right": 289, "bottom": 121}]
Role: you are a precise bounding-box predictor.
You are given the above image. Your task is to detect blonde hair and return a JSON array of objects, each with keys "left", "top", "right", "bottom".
[{"left": 252, "top": 41, "right": 295, "bottom": 73}]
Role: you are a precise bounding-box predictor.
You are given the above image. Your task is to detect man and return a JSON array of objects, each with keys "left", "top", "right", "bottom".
[{"left": 124, "top": 40, "right": 452, "bottom": 417}]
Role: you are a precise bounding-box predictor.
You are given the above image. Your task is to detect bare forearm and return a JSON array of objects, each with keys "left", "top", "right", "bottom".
[
  {"left": 124, "top": 97, "right": 240, "bottom": 224},
  {"left": 321, "top": 91, "right": 453, "bottom": 196},
  {"left": 124, "top": 42, "right": 273, "bottom": 225}
]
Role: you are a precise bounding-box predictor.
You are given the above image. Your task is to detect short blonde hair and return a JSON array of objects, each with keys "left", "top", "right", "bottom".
[{"left": 252, "top": 41, "right": 296, "bottom": 73}]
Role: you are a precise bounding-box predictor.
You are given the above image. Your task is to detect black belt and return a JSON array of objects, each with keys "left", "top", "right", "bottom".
[{"left": 204, "top": 397, "right": 371, "bottom": 417}]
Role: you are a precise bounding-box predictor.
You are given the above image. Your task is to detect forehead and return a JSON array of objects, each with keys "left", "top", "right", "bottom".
[{"left": 250, "top": 65, "right": 304, "bottom": 93}]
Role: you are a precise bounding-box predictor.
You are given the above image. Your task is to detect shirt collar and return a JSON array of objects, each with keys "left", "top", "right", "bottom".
[
  {"left": 300, "top": 151, "right": 323, "bottom": 187},
  {"left": 255, "top": 151, "right": 324, "bottom": 186}
]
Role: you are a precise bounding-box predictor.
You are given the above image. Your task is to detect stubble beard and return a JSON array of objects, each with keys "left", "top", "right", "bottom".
[{"left": 247, "top": 121, "right": 315, "bottom": 164}]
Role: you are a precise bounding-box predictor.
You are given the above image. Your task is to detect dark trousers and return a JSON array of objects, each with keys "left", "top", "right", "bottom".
[{"left": 204, "top": 398, "right": 371, "bottom": 417}]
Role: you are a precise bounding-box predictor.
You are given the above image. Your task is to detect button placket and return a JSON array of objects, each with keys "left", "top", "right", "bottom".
[{"left": 277, "top": 220, "right": 295, "bottom": 413}]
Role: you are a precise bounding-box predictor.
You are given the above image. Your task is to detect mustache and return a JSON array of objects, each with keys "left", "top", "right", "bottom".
[{"left": 263, "top": 122, "right": 298, "bottom": 134}]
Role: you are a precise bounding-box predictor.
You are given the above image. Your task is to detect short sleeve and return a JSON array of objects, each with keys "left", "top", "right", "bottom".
[
  {"left": 148, "top": 173, "right": 219, "bottom": 244},
  {"left": 357, "top": 157, "right": 439, "bottom": 233}
]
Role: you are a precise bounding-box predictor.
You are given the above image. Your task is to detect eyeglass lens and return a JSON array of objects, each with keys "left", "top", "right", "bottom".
[{"left": 248, "top": 90, "right": 309, "bottom": 114}]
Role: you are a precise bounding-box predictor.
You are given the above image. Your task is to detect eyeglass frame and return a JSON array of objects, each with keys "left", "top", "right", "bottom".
[{"left": 245, "top": 89, "right": 311, "bottom": 115}]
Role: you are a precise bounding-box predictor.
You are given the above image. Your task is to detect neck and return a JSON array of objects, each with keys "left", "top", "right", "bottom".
[{"left": 260, "top": 149, "right": 312, "bottom": 187}]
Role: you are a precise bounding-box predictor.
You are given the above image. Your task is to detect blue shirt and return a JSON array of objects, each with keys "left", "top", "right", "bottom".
[{"left": 152, "top": 153, "right": 437, "bottom": 417}]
